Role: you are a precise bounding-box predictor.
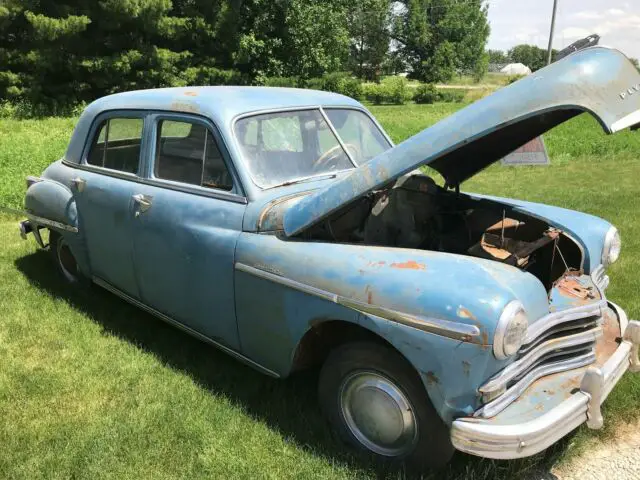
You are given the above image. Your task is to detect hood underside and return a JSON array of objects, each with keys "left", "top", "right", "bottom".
[{"left": 283, "top": 46, "right": 640, "bottom": 237}]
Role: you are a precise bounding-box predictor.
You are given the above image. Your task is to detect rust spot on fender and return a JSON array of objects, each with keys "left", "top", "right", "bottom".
[
  {"left": 457, "top": 306, "right": 477, "bottom": 321},
  {"left": 481, "top": 330, "right": 489, "bottom": 349},
  {"left": 365, "top": 285, "right": 373, "bottom": 305},
  {"left": 368, "top": 260, "right": 386, "bottom": 267},
  {"left": 390, "top": 260, "right": 426, "bottom": 270},
  {"left": 424, "top": 371, "right": 439, "bottom": 385},
  {"left": 184, "top": 91, "right": 198, "bottom": 96}
]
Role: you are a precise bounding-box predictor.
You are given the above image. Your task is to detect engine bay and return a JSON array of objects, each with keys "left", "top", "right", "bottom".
[{"left": 300, "top": 174, "right": 583, "bottom": 290}]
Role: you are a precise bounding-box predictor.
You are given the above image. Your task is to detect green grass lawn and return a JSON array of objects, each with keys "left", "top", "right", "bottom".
[{"left": 1, "top": 104, "right": 640, "bottom": 479}]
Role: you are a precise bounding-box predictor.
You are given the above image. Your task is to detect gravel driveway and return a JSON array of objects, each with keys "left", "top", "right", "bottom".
[{"left": 552, "top": 422, "right": 640, "bottom": 480}]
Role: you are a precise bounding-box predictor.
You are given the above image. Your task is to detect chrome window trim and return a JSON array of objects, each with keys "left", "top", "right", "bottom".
[
  {"left": 475, "top": 350, "right": 597, "bottom": 419},
  {"left": 82, "top": 112, "right": 147, "bottom": 175},
  {"left": 231, "top": 105, "right": 393, "bottom": 191},
  {"left": 318, "top": 107, "right": 357, "bottom": 167},
  {"left": 148, "top": 113, "right": 243, "bottom": 197},
  {"left": 92, "top": 276, "right": 279, "bottom": 378},
  {"left": 523, "top": 300, "right": 607, "bottom": 345},
  {"left": 480, "top": 325, "right": 603, "bottom": 395},
  {"left": 322, "top": 106, "right": 395, "bottom": 147},
  {"left": 235, "top": 262, "right": 481, "bottom": 342},
  {"left": 1, "top": 206, "right": 78, "bottom": 233},
  {"left": 62, "top": 160, "right": 248, "bottom": 205}
]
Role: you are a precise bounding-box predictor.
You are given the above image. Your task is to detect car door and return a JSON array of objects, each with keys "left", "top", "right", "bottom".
[
  {"left": 73, "top": 112, "right": 146, "bottom": 298},
  {"left": 130, "top": 114, "right": 246, "bottom": 350}
]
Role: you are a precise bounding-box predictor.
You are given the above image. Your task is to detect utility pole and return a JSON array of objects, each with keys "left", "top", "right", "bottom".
[{"left": 547, "top": 0, "right": 559, "bottom": 65}]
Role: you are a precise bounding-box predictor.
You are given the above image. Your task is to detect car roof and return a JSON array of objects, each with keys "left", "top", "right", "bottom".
[
  {"left": 65, "top": 86, "right": 364, "bottom": 166},
  {"left": 84, "top": 86, "right": 362, "bottom": 125}
]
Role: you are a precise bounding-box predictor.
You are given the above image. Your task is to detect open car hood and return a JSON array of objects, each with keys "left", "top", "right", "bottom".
[{"left": 283, "top": 47, "right": 640, "bottom": 237}]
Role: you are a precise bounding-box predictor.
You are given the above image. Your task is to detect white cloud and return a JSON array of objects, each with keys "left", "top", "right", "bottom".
[
  {"left": 487, "top": 0, "right": 640, "bottom": 59},
  {"left": 575, "top": 11, "right": 600, "bottom": 20},
  {"left": 562, "top": 27, "right": 593, "bottom": 39}
]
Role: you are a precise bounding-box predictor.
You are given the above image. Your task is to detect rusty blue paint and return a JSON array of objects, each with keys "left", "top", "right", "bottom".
[
  {"left": 283, "top": 47, "right": 640, "bottom": 237},
  {"left": 16, "top": 50, "right": 637, "bottom": 442}
]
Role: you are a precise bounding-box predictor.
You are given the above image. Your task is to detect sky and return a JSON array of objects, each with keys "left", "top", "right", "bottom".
[{"left": 486, "top": 0, "right": 640, "bottom": 59}]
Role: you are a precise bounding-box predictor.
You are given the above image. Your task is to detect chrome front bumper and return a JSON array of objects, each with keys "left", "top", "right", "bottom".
[{"left": 451, "top": 304, "right": 640, "bottom": 460}]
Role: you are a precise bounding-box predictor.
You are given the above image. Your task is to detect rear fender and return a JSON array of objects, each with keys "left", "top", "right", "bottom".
[
  {"left": 25, "top": 179, "right": 78, "bottom": 229},
  {"left": 23, "top": 179, "right": 90, "bottom": 276}
]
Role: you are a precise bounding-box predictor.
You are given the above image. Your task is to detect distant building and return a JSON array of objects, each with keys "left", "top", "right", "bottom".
[
  {"left": 488, "top": 63, "right": 509, "bottom": 73},
  {"left": 499, "top": 63, "right": 532, "bottom": 75}
]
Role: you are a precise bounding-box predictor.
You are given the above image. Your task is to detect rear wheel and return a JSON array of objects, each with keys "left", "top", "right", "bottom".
[
  {"left": 318, "top": 342, "right": 454, "bottom": 470},
  {"left": 49, "top": 231, "right": 81, "bottom": 284}
]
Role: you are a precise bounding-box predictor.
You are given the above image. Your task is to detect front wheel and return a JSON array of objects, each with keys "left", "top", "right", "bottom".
[{"left": 318, "top": 342, "right": 454, "bottom": 470}]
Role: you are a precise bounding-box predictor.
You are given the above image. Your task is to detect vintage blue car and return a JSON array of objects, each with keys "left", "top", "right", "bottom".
[{"left": 12, "top": 46, "right": 640, "bottom": 468}]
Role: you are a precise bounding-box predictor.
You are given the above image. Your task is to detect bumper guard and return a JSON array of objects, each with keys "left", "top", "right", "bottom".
[{"left": 451, "top": 307, "right": 640, "bottom": 460}]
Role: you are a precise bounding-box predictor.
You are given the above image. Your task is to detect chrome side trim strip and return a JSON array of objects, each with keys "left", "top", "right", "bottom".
[
  {"left": 235, "top": 262, "right": 481, "bottom": 342},
  {"left": 524, "top": 300, "right": 607, "bottom": 345},
  {"left": 92, "top": 276, "right": 280, "bottom": 378},
  {"left": 479, "top": 326, "right": 602, "bottom": 395},
  {"left": 475, "top": 350, "right": 596, "bottom": 419},
  {"left": 235, "top": 263, "right": 338, "bottom": 303},
  {"left": 1, "top": 206, "right": 79, "bottom": 233}
]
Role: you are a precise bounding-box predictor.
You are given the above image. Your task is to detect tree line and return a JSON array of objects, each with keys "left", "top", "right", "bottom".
[{"left": 0, "top": 0, "right": 489, "bottom": 112}]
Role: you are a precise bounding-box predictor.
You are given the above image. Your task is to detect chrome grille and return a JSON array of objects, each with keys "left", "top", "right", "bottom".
[
  {"left": 592, "top": 264, "right": 610, "bottom": 292},
  {"left": 476, "top": 301, "right": 606, "bottom": 418}
]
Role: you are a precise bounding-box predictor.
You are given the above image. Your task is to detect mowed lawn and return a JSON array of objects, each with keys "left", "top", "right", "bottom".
[{"left": 1, "top": 104, "right": 640, "bottom": 479}]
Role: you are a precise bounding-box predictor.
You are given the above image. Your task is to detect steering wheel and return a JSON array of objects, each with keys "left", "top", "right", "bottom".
[{"left": 313, "top": 143, "right": 361, "bottom": 171}]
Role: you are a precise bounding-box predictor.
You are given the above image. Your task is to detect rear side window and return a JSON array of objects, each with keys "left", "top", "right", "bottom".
[
  {"left": 154, "top": 120, "right": 233, "bottom": 191},
  {"left": 87, "top": 118, "right": 143, "bottom": 174}
]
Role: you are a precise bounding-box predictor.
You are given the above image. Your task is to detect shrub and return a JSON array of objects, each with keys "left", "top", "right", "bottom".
[
  {"left": 263, "top": 76, "right": 302, "bottom": 88},
  {"left": 381, "top": 77, "right": 410, "bottom": 105},
  {"left": 437, "top": 89, "right": 465, "bottom": 103},
  {"left": 362, "top": 83, "right": 385, "bottom": 105},
  {"left": 338, "top": 77, "right": 363, "bottom": 100},
  {"left": 305, "top": 77, "right": 325, "bottom": 91},
  {"left": 307, "top": 72, "right": 363, "bottom": 100},
  {"left": 413, "top": 83, "right": 438, "bottom": 104},
  {"left": 508, "top": 74, "right": 525, "bottom": 85}
]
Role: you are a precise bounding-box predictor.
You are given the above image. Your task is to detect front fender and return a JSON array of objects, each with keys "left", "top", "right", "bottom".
[
  {"left": 234, "top": 233, "right": 552, "bottom": 423},
  {"left": 474, "top": 194, "right": 611, "bottom": 271}
]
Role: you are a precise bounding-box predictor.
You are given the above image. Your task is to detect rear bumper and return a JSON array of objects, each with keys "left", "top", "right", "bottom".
[{"left": 451, "top": 304, "right": 640, "bottom": 460}]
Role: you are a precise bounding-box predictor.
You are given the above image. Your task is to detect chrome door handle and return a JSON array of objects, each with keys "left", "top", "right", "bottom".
[
  {"left": 132, "top": 194, "right": 153, "bottom": 216},
  {"left": 71, "top": 177, "right": 86, "bottom": 192}
]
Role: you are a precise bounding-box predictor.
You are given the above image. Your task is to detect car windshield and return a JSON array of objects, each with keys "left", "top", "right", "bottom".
[{"left": 234, "top": 108, "right": 391, "bottom": 189}]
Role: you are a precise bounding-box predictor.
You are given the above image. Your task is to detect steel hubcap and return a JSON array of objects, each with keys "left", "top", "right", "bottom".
[
  {"left": 57, "top": 238, "right": 78, "bottom": 282},
  {"left": 340, "top": 371, "right": 418, "bottom": 457}
]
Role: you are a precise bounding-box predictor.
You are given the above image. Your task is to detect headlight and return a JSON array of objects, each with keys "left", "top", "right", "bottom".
[
  {"left": 602, "top": 226, "right": 621, "bottom": 266},
  {"left": 494, "top": 301, "right": 529, "bottom": 360}
]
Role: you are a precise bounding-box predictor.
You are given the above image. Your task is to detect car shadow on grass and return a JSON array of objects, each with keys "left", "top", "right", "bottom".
[{"left": 15, "top": 250, "right": 571, "bottom": 480}]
